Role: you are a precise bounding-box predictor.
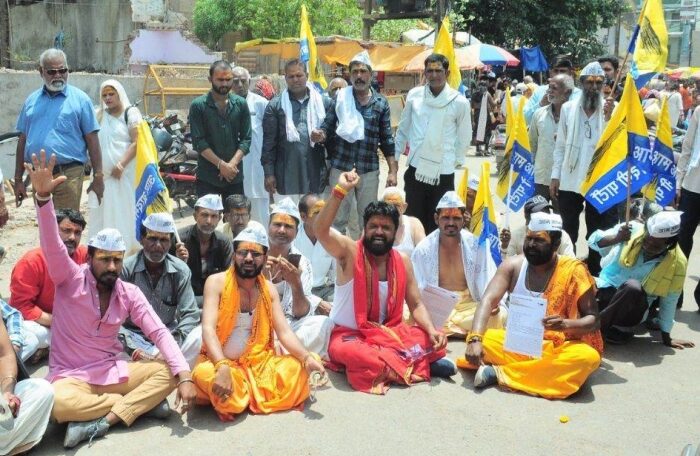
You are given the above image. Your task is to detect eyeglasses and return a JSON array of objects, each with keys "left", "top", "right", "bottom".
[
  {"left": 45, "top": 68, "right": 68, "bottom": 76},
  {"left": 584, "top": 120, "right": 592, "bottom": 139},
  {"left": 235, "top": 249, "right": 263, "bottom": 259}
]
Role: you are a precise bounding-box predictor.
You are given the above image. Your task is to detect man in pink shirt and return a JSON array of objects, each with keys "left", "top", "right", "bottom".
[{"left": 27, "top": 151, "right": 197, "bottom": 449}]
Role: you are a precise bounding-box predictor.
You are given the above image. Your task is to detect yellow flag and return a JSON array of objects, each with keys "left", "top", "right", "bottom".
[
  {"left": 496, "top": 96, "right": 534, "bottom": 211},
  {"left": 504, "top": 86, "right": 514, "bottom": 139},
  {"left": 134, "top": 120, "right": 171, "bottom": 240},
  {"left": 632, "top": 0, "right": 668, "bottom": 76},
  {"left": 300, "top": 5, "right": 327, "bottom": 90},
  {"left": 456, "top": 168, "right": 468, "bottom": 204},
  {"left": 433, "top": 16, "right": 461, "bottom": 90}
]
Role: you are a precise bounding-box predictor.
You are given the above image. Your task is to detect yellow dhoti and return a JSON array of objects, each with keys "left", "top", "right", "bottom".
[
  {"left": 193, "top": 355, "right": 309, "bottom": 416},
  {"left": 457, "top": 329, "right": 601, "bottom": 399}
]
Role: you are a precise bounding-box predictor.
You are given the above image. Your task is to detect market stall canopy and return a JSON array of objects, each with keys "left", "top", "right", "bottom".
[
  {"left": 519, "top": 46, "right": 549, "bottom": 72},
  {"left": 465, "top": 43, "right": 520, "bottom": 67},
  {"left": 235, "top": 36, "right": 428, "bottom": 72},
  {"left": 665, "top": 67, "right": 700, "bottom": 80},
  {"left": 404, "top": 46, "right": 484, "bottom": 71}
]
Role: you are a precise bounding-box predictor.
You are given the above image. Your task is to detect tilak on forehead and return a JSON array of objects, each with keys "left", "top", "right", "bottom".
[
  {"left": 271, "top": 213, "right": 297, "bottom": 226},
  {"left": 383, "top": 194, "right": 404, "bottom": 206},
  {"left": 308, "top": 200, "right": 326, "bottom": 217},
  {"left": 270, "top": 197, "right": 301, "bottom": 225},
  {"left": 436, "top": 191, "right": 465, "bottom": 216},
  {"left": 236, "top": 241, "right": 264, "bottom": 254}
]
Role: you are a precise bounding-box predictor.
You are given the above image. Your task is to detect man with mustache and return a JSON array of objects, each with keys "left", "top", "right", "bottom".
[
  {"left": 550, "top": 61, "right": 616, "bottom": 276},
  {"left": 314, "top": 169, "right": 452, "bottom": 394},
  {"left": 189, "top": 60, "right": 252, "bottom": 200},
  {"left": 171, "top": 194, "right": 232, "bottom": 306},
  {"left": 14, "top": 48, "right": 104, "bottom": 211},
  {"left": 120, "top": 213, "right": 201, "bottom": 368},
  {"left": 9, "top": 207, "right": 88, "bottom": 363},
  {"left": 265, "top": 198, "right": 333, "bottom": 358},
  {"left": 461, "top": 212, "right": 603, "bottom": 399},
  {"left": 27, "top": 151, "right": 196, "bottom": 449},
  {"left": 311, "top": 51, "right": 398, "bottom": 235},
  {"left": 412, "top": 191, "right": 506, "bottom": 338},
  {"left": 192, "top": 224, "right": 325, "bottom": 421}
]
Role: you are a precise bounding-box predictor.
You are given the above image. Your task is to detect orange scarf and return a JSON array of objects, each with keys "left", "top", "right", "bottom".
[{"left": 203, "top": 269, "right": 275, "bottom": 367}]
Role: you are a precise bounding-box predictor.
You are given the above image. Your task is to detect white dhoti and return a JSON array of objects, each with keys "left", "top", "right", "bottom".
[
  {"left": 0, "top": 378, "right": 54, "bottom": 455},
  {"left": 286, "top": 315, "right": 334, "bottom": 360},
  {"left": 20, "top": 321, "right": 51, "bottom": 362},
  {"left": 121, "top": 325, "right": 203, "bottom": 369}
]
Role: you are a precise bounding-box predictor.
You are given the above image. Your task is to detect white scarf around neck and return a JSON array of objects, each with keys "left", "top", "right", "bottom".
[
  {"left": 335, "top": 86, "right": 365, "bottom": 143},
  {"left": 281, "top": 82, "right": 326, "bottom": 145},
  {"left": 415, "top": 84, "right": 459, "bottom": 185}
]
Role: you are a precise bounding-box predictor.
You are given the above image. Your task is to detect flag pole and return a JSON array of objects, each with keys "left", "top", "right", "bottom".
[{"left": 505, "top": 166, "right": 514, "bottom": 228}]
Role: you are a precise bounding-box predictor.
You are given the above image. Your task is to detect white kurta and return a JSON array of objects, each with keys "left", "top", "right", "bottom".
[
  {"left": 0, "top": 378, "right": 54, "bottom": 455},
  {"left": 293, "top": 224, "right": 336, "bottom": 289},
  {"left": 243, "top": 92, "right": 270, "bottom": 224}
]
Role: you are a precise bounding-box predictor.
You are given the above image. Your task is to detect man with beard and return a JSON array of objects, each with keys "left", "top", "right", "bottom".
[
  {"left": 265, "top": 198, "right": 333, "bottom": 358},
  {"left": 28, "top": 151, "right": 196, "bottom": 449},
  {"left": 523, "top": 58, "right": 581, "bottom": 124},
  {"left": 121, "top": 213, "right": 201, "bottom": 367},
  {"left": 314, "top": 169, "right": 452, "bottom": 394},
  {"left": 412, "top": 191, "right": 506, "bottom": 337},
  {"left": 9, "top": 207, "right": 88, "bottom": 363},
  {"left": 588, "top": 211, "right": 694, "bottom": 348},
  {"left": 395, "top": 53, "right": 472, "bottom": 233},
  {"left": 189, "top": 60, "right": 252, "bottom": 200},
  {"left": 231, "top": 66, "right": 270, "bottom": 224},
  {"left": 192, "top": 224, "right": 325, "bottom": 421},
  {"left": 221, "top": 194, "right": 252, "bottom": 240},
  {"left": 550, "top": 61, "right": 616, "bottom": 276},
  {"left": 262, "top": 59, "right": 332, "bottom": 203},
  {"left": 14, "top": 48, "right": 103, "bottom": 210},
  {"left": 311, "top": 51, "right": 398, "bottom": 235},
  {"left": 460, "top": 212, "right": 603, "bottom": 399},
  {"left": 172, "top": 194, "right": 232, "bottom": 305}
]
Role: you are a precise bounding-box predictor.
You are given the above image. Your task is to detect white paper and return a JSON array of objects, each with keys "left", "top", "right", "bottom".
[
  {"left": 420, "top": 285, "right": 460, "bottom": 329},
  {"left": 504, "top": 294, "right": 547, "bottom": 358}
]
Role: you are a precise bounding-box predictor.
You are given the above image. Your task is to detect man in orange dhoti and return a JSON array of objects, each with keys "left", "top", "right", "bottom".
[
  {"left": 459, "top": 213, "right": 603, "bottom": 399},
  {"left": 314, "top": 169, "right": 451, "bottom": 395},
  {"left": 192, "top": 224, "right": 325, "bottom": 421}
]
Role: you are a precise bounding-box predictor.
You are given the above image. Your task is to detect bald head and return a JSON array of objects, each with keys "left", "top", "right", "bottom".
[
  {"left": 328, "top": 77, "right": 348, "bottom": 99},
  {"left": 231, "top": 66, "right": 251, "bottom": 98}
]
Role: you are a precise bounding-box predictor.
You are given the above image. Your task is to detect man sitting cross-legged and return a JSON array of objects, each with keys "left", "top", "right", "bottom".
[
  {"left": 27, "top": 151, "right": 197, "bottom": 449},
  {"left": 192, "top": 224, "right": 325, "bottom": 422},
  {"left": 120, "top": 213, "right": 202, "bottom": 368},
  {"left": 314, "top": 169, "right": 452, "bottom": 395},
  {"left": 412, "top": 191, "right": 506, "bottom": 337},
  {"left": 459, "top": 213, "right": 603, "bottom": 399}
]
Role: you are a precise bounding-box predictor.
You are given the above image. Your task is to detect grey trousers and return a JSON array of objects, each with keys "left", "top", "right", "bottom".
[{"left": 328, "top": 168, "right": 379, "bottom": 237}]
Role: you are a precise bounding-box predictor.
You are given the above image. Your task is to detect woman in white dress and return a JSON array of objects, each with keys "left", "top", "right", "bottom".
[
  {"left": 381, "top": 187, "right": 426, "bottom": 256},
  {"left": 89, "top": 80, "right": 142, "bottom": 253}
]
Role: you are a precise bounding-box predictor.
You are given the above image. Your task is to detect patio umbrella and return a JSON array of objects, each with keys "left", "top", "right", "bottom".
[
  {"left": 666, "top": 67, "right": 700, "bottom": 80},
  {"left": 404, "top": 46, "right": 484, "bottom": 71},
  {"left": 465, "top": 43, "right": 519, "bottom": 67}
]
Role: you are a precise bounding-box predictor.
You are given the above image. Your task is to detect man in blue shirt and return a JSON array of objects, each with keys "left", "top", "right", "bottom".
[
  {"left": 588, "top": 211, "right": 694, "bottom": 349},
  {"left": 13, "top": 48, "right": 103, "bottom": 211}
]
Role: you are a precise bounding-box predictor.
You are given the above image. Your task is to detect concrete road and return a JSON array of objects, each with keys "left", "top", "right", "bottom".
[{"left": 20, "top": 153, "right": 700, "bottom": 455}]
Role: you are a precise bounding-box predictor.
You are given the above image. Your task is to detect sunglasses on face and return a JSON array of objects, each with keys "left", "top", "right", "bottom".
[{"left": 45, "top": 68, "right": 68, "bottom": 76}]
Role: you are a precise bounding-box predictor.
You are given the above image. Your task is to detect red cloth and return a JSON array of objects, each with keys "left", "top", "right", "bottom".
[
  {"left": 9, "top": 246, "right": 88, "bottom": 320},
  {"left": 681, "top": 86, "right": 693, "bottom": 111},
  {"left": 327, "top": 241, "right": 444, "bottom": 394}
]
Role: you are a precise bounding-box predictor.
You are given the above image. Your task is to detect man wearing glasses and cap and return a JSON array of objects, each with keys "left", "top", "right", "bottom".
[
  {"left": 462, "top": 212, "right": 603, "bottom": 399},
  {"left": 172, "top": 194, "right": 232, "bottom": 305},
  {"left": 266, "top": 198, "right": 333, "bottom": 358},
  {"left": 192, "top": 223, "right": 326, "bottom": 421},
  {"left": 500, "top": 195, "right": 575, "bottom": 258},
  {"left": 14, "top": 48, "right": 104, "bottom": 211},
  {"left": 550, "top": 61, "right": 616, "bottom": 277},
  {"left": 589, "top": 211, "right": 694, "bottom": 349},
  {"left": 121, "top": 213, "right": 202, "bottom": 367},
  {"left": 26, "top": 151, "right": 196, "bottom": 449}
]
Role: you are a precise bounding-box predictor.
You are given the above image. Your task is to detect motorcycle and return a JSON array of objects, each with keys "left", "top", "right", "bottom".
[
  {"left": 145, "top": 115, "right": 198, "bottom": 214},
  {"left": 489, "top": 124, "right": 508, "bottom": 174}
]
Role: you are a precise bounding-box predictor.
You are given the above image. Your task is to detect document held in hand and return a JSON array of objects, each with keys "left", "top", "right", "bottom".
[
  {"left": 420, "top": 285, "right": 460, "bottom": 329},
  {"left": 504, "top": 294, "right": 547, "bottom": 358}
]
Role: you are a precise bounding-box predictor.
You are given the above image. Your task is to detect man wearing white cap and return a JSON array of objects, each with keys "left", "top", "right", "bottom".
[
  {"left": 266, "top": 197, "right": 333, "bottom": 357},
  {"left": 464, "top": 174, "right": 480, "bottom": 225},
  {"left": 550, "top": 61, "right": 617, "bottom": 277},
  {"left": 463, "top": 212, "right": 603, "bottom": 399},
  {"left": 121, "top": 213, "right": 202, "bottom": 367},
  {"left": 314, "top": 170, "right": 452, "bottom": 395},
  {"left": 311, "top": 50, "right": 398, "bottom": 235},
  {"left": 172, "top": 194, "right": 232, "bottom": 304},
  {"left": 412, "top": 191, "right": 505, "bottom": 337},
  {"left": 588, "top": 211, "right": 694, "bottom": 348},
  {"left": 26, "top": 151, "right": 196, "bottom": 449},
  {"left": 192, "top": 223, "right": 325, "bottom": 421},
  {"left": 395, "top": 53, "right": 472, "bottom": 233}
]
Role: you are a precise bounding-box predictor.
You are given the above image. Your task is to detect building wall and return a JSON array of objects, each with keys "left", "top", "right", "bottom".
[{"left": 9, "top": 1, "right": 136, "bottom": 73}]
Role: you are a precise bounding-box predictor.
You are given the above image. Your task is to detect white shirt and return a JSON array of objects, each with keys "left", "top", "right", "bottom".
[
  {"left": 242, "top": 92, "right": 268, "bottom": 199},
  {"left": 665, "top": 91, "right": 683, "bottom": 128},
  {"left": 678, "top": 105, "right": 700, "bottom": 193},
  {"left": 529, "top": 104, "right": 559, "bottom": 186},
  {"left": 503, "top": 224, "right": 575, "bottom": 258},
  {"left": 277, "top": 245, "right": 317, "bottom": 318},
  {"left": 551, "top": 101, "right": 603, "bottom": 194},
  {"left": 293, "top": 223, "right": 336, "bottom": 288},
  {"left": 394, "top": 85, "right": 472, "bottom": 174}
]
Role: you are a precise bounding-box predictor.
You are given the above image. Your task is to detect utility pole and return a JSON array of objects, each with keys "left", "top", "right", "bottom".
[
  {"left": 0, "top": 0, "right": 10, "bottom": 68},
  {"left": 362, "top": 0, "right": 444, "bottom": 41}
]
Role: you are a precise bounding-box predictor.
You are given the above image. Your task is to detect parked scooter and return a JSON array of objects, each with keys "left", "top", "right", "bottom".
[{"left": 489, "top": 124, "right": 508, "bottom": 175}]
